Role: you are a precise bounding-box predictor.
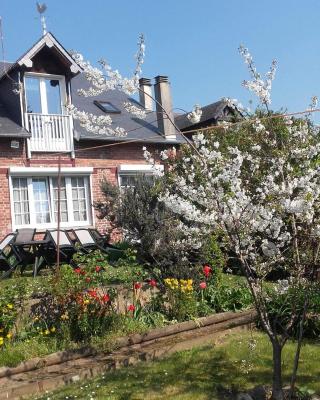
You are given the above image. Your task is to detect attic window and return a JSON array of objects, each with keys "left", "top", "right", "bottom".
[{"left": 94, "top": 100, "right": 121, "bottom": 114}]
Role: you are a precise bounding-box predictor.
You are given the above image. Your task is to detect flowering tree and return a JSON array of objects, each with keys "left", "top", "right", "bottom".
[
  {"left": 68, "top": 34, "right": 147, "bottom": 136},
  {"left": 157, "top": 48, "right": 319, "bottom": 399}
]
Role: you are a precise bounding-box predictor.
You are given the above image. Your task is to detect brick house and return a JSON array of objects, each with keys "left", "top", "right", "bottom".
[{"left": 0, "top": 32, "right": 234, "bottom": 238}]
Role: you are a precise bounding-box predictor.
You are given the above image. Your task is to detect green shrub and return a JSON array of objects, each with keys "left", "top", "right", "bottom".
[
  {"left": 97, "top": 177, "right": 223, "bottom": 280},
  {"left": 200, "top": 273, "right": 253, "bottom": 313},
  {"left": 265, "top": 281, "right": 320, "bottom": 339}
]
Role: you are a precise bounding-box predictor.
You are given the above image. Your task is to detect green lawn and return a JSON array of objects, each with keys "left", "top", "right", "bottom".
[{"left": 36, "top": 331, "right": 320, "bottom": 400}]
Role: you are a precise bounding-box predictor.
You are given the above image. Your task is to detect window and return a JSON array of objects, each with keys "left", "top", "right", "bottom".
[
  {"left": 10, "top": 176, "right": 91, "bottom": 229},
  {"left": 94, "top": 100, "right": 121, "bottom": 114},
  {"left": 119, "top": 173, "right": 154, "bottom": 191},
  {"left": 12, "top": 178, "right": 30, "bottom": 225},
  {"left": 24, "top": 74, "right": 66, "bottom": 115},
  {"left": 118, "top": 164, "right": 164, "bottom": 191}
]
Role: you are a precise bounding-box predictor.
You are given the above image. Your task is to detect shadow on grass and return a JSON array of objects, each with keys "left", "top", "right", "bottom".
[{"left": 38, "top": 333, "right": 320, "bottom": 400}]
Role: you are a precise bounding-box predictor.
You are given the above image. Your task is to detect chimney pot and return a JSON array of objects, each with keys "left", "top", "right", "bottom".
[
  {"left": 154, "top": 75, "right": 176, "bottom": 139},
  {"left": 139, "top": 78, "right": 153, "bottom": 111}
]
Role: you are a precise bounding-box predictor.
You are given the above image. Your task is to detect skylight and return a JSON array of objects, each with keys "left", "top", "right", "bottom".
[{"left": 94, "top": 100, "right": 121, "bottom": 114}]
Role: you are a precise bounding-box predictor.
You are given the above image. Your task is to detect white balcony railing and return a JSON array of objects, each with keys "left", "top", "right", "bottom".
[{"left": 25, "top": 113, "right": 74, "bottom": 153}]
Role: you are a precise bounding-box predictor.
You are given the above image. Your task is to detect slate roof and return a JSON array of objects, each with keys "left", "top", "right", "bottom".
[
  {"left": 0, "top": 102, "right": 30, "bottom": 138},
  {"left": 175, "top": 100, "right": 230, "bottom": 131},
  {"left": 0, "top": 62, "right": 14, "bottom": 79},
  {"left": 71, "top": 73, "right": 185, "bottom": 144},
  {"left": 0, "top": 62, "right": 30, "bottom": 138}
]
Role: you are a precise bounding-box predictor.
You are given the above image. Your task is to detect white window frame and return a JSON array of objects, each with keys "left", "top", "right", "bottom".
[
  {"left": 9, "top": 167, "right": 93, "bottom": 231},
  {"left": 117, "top": 164, "right": 164, "bottom": 190},
  {"left": 24, "top": 72, "right": 68, "bottom": 115}
]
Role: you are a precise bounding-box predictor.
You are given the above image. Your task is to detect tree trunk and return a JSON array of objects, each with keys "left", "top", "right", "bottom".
[{"left": 272, "top": 341, "right": 284, "bottom": 400}]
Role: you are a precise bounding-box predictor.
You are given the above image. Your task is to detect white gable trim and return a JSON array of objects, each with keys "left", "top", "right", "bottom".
[{"left": 17, "top": 32, "right": 82, "bottom": 74}]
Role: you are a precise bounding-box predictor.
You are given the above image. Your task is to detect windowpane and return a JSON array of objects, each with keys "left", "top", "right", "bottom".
[
  {"left": 119, "top": 173, "right": 154, "bottom": 191},
  {"left": 32, "top": 178, "right": 50, "bottom": 224},
  {"left": 25, "top": 77, "right": 42, "bottom": 114},
  {"left": 52, "top": 177, "right": 68, "bottom": 222},
  {"left": 71, "top": 177, "right": 88, "bottom": 222},
  {"left": 44, "top": 79, "right": 62, "bottom": 114},
  {"left": 12, "top": 178, "right": 30, "bottom": 225}
]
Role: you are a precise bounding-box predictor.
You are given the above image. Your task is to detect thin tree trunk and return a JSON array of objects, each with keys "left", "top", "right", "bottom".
[
  {"left": 289, "top": 296, "right": 308, "bottom": 399},
  {"left": 272, "top": 340, "right": 284, "bottom": 400}
]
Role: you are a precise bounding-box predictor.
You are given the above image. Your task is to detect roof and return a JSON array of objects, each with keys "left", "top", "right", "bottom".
[
  {"left": 0, "top": 32, "right": 81, "bottom": 80},
  {"left": 0, "top": 102, "right": 30, "bottom": 138},
  {"left": 0, "top": 62, "right": 14, "bottom": 80},
  {"left": 175, "top": 100, "right": 231, "bottom": 131},
  {"left": 71, "top": 73, "right": 185, "bottom": 144}
]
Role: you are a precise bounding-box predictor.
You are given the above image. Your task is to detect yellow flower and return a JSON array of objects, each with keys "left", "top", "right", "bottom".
[
  {"left": 6, "top": 304, "right": 13, "bottom": 309},
  {"left": 44, "top": 329, "right": 50, "bottom": 335},
  {"left": 83, "top": 299, "right": 90, "bottom": 305},
  {"left": 34, "top": 317, "right": 39, "bottom": 322},
  {"left": 50, "top": 327, "right": 56, "bottom": 333},
  {"left": 6, "top": 333, "right": 12, "bottom": 339},
  {"left": 61, "top": 314, "right": 69, "bottom": 321}
]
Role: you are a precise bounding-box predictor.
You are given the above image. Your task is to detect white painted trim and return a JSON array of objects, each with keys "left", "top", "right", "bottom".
[
  {"left": 24, "top": 73, "right": 68, "bottom": 115},
  {"left": 9, "top": 167, "right": 93, "bottom": 176},
  {"left": 118, "top": 164, "right": 164, "bottom": 172},
  {"left": 89, "top": 173, "right": 95, "bottom": 228},
  {"left": 17, "top": 33, "right": 81, "bottom": 74}
]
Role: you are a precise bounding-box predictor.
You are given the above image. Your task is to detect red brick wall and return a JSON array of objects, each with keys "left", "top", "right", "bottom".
[{"left": 0, "top": 138, "right": 166, "bottom": 237}]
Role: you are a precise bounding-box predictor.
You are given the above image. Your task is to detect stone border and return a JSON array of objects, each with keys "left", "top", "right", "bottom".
[
  {"left": 0, "top": 310, "right": 257, "bottom": 400},
  {"left": 0, "top": 309, "right": 256, "bottom": 380}
]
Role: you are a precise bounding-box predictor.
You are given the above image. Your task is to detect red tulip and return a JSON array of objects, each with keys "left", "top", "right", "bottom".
[
  {"left": 203, "top": 265, "right": 212, "bottom": 278},
  {"left": 101, "top": 294, "right": 110, "bottom": 303},
  {"left": 85, "top": 277, "right": 91, "bottom": 283},
  {"left": 134, "top": 282, "right": 142, "bottom": 290},
  {"left": 127, "top": 304, "right": 135, "bottom": 312},
  {"left": 74, "top": 268, "right": 81, "bottom": 274},
  {"left": 199, "top": 282, "right": 207, "bottom": 289},
  {"left": 88, "top": 289, "right": 97, "bottom": 298},
  {"left": 95, "top": 266, "right": 101, "bottom": 272},
  {"left": 148, "top": 279, "right": 157, "bottom": 287}
]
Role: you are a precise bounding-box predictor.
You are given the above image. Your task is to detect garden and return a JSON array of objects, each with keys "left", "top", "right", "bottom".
[{"left": 1, "top": 44, "right": 320, "bottom": 400}]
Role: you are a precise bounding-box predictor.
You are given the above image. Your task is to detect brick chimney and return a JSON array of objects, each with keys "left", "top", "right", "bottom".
[
  {"left": 139, "top": 78, "right": 153, "bottom": 111},
  {"left": 154, "top": 75, "right": 176, "bottom": 139}
]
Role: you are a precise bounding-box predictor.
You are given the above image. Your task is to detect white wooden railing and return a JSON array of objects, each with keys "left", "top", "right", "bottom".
[{"left": 25, "top": 113, "right": 74, "bottom": 153}]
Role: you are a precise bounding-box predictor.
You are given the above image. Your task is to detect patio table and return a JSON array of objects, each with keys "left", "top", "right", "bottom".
[{"left": 13, "top": 239, "right": 50, "bottom": 277}]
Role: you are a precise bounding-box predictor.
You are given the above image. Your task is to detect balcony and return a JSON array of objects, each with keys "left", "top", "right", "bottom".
[{"left": 25, "top": 113, "right": 74, "bottom": 153}]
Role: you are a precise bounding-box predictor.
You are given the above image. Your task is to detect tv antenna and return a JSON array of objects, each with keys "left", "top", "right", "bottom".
[{"left": 36, "top": 2, "right": 47, "bottom": 35}]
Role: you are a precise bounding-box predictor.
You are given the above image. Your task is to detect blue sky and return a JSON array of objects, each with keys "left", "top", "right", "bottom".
[{"left": 1, "top": 0, "right": 320, "bottom": 118}]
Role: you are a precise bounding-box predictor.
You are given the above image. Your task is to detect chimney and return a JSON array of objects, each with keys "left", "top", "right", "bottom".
[
  {"left": 139, "top": 78, "right": 153, "bottom": 111},
  {"left": 154, "top": 75, "right": 176, "bottom": 139}
]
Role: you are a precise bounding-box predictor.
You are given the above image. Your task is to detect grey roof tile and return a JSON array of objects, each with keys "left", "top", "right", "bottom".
[
  {"left": 0, "top": 102, "right": 30, "bottom": 138},
  {"left": 175, "top": 100, "right": 229, "bottom": 130},
  {"left": 71, "top": 73, "right": 185, "bottom": 144},
  {"left": 0, "top": 62, "right": 14, "bottom": 80}
]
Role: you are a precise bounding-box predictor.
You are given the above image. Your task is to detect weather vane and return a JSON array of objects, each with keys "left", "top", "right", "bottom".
[{"left": 36, "top": 2, "right": 47, "bottom": 35}]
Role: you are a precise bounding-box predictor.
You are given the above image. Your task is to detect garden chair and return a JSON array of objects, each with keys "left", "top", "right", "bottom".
[
  {"left": 73, "top": 228, "right": 122, "bottom": 255},
  {"left": 41, "top": 230, "right": 78, "bottom": 268},
  {"left": 12, "top": 228, "right": 37, "bottom": 275},
  {"left": 0, "top": 232, "right": 21, "bottom": 279}
]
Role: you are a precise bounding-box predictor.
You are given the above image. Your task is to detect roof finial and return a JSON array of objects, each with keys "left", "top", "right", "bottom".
[{"left": 36, "top": 2, "right": 47, "bottom": 35}]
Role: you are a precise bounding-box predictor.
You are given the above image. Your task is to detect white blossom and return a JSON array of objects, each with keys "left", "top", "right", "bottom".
[{"left": 187, "top": 104, "right": 202, "bottom": 124}]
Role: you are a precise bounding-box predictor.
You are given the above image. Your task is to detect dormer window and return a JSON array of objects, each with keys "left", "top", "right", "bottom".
[
  {"left": 24, "top": 73, "right": 67, "bottom": 115},
  {"left": 94, "top": 100, "right": 121, "bottom": 114}
]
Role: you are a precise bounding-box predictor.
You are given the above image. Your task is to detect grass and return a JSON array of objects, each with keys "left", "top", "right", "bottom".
[{"left": 36, "top": 331, "right": 320, "bottom": 400}]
